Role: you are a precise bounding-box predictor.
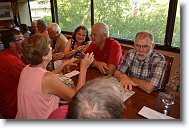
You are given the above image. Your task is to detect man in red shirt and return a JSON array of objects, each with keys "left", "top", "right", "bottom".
[
  {"left": 85, "top": 22, "right": 122, "bottom": 76},
  {"left": 0, "top": 29, "right": 26, "bottom": 118}
]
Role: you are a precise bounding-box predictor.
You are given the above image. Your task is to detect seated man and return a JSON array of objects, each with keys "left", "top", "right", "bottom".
[
  {"left": 0, "top": 29, "right": 26, "bottom": 118},
  {"left": 47, "top": 23, "right": 68, "bottom": 61},
  {"left": 66, "top": 76, "right": 125, "bottom": 119},
  {"left": 85, "top": 22, "right": 122, "bottom": 76},
  {"left": 114, "top": 31, "right": 166, "bottom": 93}
]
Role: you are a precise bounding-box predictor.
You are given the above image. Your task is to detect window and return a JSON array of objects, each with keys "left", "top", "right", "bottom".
[
  {"left": 29, "top": 0, "right": 52, "bottom": 25},
  {"left": 27, "top": 0, "right": 180, "bottom": 51},
  {"left": 57, "top": 0, "right": 91, "bottom": 32},
  {"left": 172, "top": 0, "right": 180, "bottom": 47},
  {"left": 94, "top": 0, "right": 170, "bottom": 45}
]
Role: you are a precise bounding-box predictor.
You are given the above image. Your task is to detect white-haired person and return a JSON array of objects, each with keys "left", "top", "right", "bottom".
[
  {"left": 85, "top": 22, "right": 122, "bottom": 76},
  {"left": 66, "top": 76, "right": 125, "bottom": 119},
  {"left": 48, "top": 76, "right": 125, "bottom": 119},
  {"left": 47, "top": 23, "right": 68, "bottom": 61},
  {"left": 114, "top": 31, "right": 166, "bottom": 94}
]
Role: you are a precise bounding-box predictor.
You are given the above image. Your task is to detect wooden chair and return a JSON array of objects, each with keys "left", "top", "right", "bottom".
[
  {"left": 121, "top": 45, "right": 133, "bottom": 55},
  {"left": 120, "top": 44, "right": 174, "bottom": 91},
  {"left": 161, "top": 55, "right": 174, "bottom": 91}
]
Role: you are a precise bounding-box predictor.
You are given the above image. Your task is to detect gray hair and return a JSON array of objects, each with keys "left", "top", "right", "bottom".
[
  {"left": 66, "top": 76, "right": 125, "bottom": 119},
  {"left": 47, "top": 23, "right": 61, "bottom": 34},
  {"left": 93, "top": 22, "right": 109, "bottom": 37},
  {"left": 134, "top": 31, "right": 154, "bottom": 44}
]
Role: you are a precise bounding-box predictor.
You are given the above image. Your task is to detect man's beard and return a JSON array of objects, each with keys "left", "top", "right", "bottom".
[{"left": 136, "top": 49, "right": 152, "bottom": 61}]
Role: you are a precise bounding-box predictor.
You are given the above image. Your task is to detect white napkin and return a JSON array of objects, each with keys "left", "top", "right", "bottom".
[{"left": 138, "top": 106, "right": 175, "bottom": 119}]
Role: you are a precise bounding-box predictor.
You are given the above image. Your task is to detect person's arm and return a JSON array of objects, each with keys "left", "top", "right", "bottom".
[
  {"left": 75, "top": 53, "right": 94, "bottom": 91},
  {"left": 107, "top": 64, "right": 116, "bottom": 76},
  {"left": 114, "top": 70, "right": 137, "bottom": 92},
  {"left": 51, "top": 58, "right": 78, "bottom": 74},
  {"left": 63, "top": 39, "right": 76, "bottom": 58},
  {"left": 92, "top": 59, "right": 108, "bottom": 74},
  {"left": 130, "top": 56, "right": 166, "bottom": 93},
  {"left": 52, "top": 52, "right": 64, "bottom": 61},
  {"left": 107, "top": 42, "right": 123, "bottom": 75},
  {"left": 130, "top": 77, "right": 155, "bottom": 93},
  {"left": 42, "top": 53, "right": 94, "bottom": 101}
]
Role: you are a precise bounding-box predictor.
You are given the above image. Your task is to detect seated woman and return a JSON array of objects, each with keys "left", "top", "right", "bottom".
[
  {"left": 16, "top": 33, "right": 94, "bottom": 119},
  {"left": 63, "top": 26, "right": 90, "bottom": 58}
]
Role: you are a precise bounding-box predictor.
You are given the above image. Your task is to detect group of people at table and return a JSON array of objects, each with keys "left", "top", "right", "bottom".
[{"left": 0, "top": 19, "right": 166, "bottom": 119}]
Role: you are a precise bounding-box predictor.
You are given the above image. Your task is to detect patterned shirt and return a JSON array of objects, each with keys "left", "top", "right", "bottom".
[
  {"left": 118, "top": 49, "right": 166, "bottom": 89},
  {"left": 70, "top": 39, "right": 90, "bottom": 58}
]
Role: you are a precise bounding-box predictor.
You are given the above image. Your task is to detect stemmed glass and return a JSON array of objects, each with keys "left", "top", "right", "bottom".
[{"left": 161, "top": 91, "right": 175, "bottom": 115}]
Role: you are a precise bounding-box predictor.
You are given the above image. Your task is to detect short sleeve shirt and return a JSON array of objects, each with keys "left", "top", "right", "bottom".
[
  {"left": 118, "top": 49, "right": 166, "bottom": 89},
  {"left": 85, "top": 37, "right": 122, "bottom": 67}
]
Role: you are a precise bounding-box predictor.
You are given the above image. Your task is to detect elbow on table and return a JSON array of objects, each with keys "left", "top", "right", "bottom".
[{"left": 144, "top": 86, "right": 155, "bottom": 94}]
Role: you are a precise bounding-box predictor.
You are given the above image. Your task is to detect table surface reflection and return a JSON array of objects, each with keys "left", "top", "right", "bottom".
[{"left": 70, "top": 66, "right": 180, "bottom": 119}]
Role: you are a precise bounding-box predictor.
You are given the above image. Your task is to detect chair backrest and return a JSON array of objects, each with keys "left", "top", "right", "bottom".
[
  {"left": 161, "top": 54, "right": 174, "bottom": 90},
  {"left": 120, "top": 44, "right": 174, "bottom": 91},
  {"left": 121, "top": 45, "right": 133, "bottom": 55}
]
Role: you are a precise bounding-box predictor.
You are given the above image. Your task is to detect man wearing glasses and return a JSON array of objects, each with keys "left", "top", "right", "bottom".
[
  {"left": 114, "top": 31, "right": 166, "bottom": 94},
  {"left": 0, "top": 28, "right": 26, "bottom": 118}
]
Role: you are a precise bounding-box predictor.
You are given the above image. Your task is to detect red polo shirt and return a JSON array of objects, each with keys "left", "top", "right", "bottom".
[
  {"left": 0, "top": 49, "right": 26, "bottom": 118},
  {"left": 85, "top": 37, "right": 122, "bottom": 67}
]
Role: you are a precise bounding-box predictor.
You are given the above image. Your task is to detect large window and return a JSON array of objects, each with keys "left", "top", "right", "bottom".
[
  {"left": 29, "top": 0, "right": 52, "bottom": 24},
  {"left": 94, "top": 0, "right": 171, "bottom": 46},
  {"left": 57, "top": 0, "right": 91, "bottom": 32},
  {"left": 28, "top": 0, "right": 180, "bottom": 50}
]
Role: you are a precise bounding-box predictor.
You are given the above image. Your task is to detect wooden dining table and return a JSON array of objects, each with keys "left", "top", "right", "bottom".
[{"left": 69, "top": 65, "right": 180, "bottom": 119}]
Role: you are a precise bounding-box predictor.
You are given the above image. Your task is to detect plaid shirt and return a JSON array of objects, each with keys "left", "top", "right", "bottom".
[{"left": 118, "top": 49, "right": 166, "bottom": 89}]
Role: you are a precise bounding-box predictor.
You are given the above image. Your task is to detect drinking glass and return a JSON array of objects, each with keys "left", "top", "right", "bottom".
[{"left": 161, "top": 91, "right": 175, "bottom": 115}]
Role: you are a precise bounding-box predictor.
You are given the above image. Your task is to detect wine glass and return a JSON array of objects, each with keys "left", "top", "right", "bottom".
[{"left": 161, "top": 91, "right": 175, "bottom": 115}]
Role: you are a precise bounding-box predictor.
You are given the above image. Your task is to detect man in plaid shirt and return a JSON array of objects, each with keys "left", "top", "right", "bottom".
[{"left": 114, "top": 31, "right": 166, "bottom": 93}]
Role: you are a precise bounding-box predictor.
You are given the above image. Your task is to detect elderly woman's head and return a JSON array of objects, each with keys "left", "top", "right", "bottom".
[{"left": 21, "top": 33, "right": 52, "bottom": 65}]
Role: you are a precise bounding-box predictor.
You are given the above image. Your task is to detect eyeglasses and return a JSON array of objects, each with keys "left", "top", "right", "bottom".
[{"left": 134, "top": 44, "right": 150, "bottom": 49}]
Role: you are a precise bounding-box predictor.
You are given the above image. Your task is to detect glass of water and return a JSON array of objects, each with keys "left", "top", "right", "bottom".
[{"left": 161, "top": 91, "right": 175, "bottom": 115}]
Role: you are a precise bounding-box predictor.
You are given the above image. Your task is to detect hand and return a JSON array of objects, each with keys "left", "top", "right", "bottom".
[
  {"left": 76, "top": 45, "right": 85, "bottom": 52},
  {"left": 52, "top": 52, "right": 64, "bottom": 61},
  {"left": 96, "top": 61, "right": 109, "bottom": 74},
  {"left": 120, "top": 74, "right": 137, "bottom": 92},
  {"left": 80, "top": 53, "right": 94, "bottom": 69},
  {"left": 62, "top": 58, "right": 78, "bottom": 66}
]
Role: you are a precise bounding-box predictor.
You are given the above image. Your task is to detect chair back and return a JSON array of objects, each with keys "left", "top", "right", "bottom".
[
  {"left": 121, "top": 45, "right": 133, "bottom": 55},
  {"left": 161, "top": 55, "right": 174, "bottom": 90}
]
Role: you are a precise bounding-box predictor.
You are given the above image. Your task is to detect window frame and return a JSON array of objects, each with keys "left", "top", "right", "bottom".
[{"left": 31, "top": 0, "right": 180, "bottom": 53}]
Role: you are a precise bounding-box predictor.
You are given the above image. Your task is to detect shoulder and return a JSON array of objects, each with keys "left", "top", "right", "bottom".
[
  {"left": 59, "top": 34, "right": 68, "bottom": 41},
  {"left": 125, "top": 49, "right": 135, "bottom": 58},
  {"left": 43, "top": 72, "right": 60, "bottom": 85},
  {"left": 106, "top": 38, "right": 121, "bottom": 48},
  {"left": 153, "top": 51, "right": 165, "bottom": 60},
  {"left": 150, "top": 50, "right": 165, "bottom": 63}
]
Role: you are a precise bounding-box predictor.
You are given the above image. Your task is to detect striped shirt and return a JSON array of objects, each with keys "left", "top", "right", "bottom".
[{"left": 118, "top": 49, "right": 166, "bottom": 89}]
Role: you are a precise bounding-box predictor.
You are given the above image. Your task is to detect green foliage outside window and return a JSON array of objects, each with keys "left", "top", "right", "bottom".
[{"left": 36, "top": 0, "right": 180, "bottom": 47}]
